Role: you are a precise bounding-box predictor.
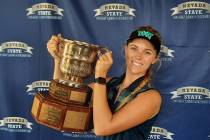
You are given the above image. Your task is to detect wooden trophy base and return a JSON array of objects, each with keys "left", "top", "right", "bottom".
[
  {"left": 31, "top": 92, "right": 93, "bottom": 132},
  {"left": 49, "top": 80, "right": 92, "bottom": 105}
]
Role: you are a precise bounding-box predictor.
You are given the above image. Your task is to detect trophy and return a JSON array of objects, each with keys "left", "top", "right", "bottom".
[{"left": 31, "top": 35, "right": 108, "bottom": 132}]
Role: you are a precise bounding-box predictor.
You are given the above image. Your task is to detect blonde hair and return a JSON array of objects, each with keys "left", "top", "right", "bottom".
[{"left": 132, "top": 70, "right": 151, "bottom": 94}]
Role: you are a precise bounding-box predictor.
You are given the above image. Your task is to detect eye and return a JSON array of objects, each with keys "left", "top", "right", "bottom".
[
  {"left": 130, "top": 47, "right": 137, "bottom": 50},
  {"left": 145, "top": 51, "right": 152, "bottom": 55},
  {"left": 128, "top": 45, "right": 137, "bottom": 50}
]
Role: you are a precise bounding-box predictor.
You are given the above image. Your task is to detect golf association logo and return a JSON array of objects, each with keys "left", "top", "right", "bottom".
[
  {"left": 148, "top": 126, "right": 175, "bottom": 140},
  {"left": 26, "top": 80, "right": 50, "bottom": 95},
  {"left": 160, "top": 45, "right": 175, "bottom": 62},
  {"left": 171, "top": 1, "right": 210, "bottom": 19},
  {"left": 0, "top": 117, "right": 32, "bottom": 133},
  {"left": 0, "top": 41, "right": 33, "bottom": 57},
  {"left": 26, "top": 3, "right": 64, "bottom": 19},
  {"left": 94, "top": 3, "right": 136, "bottom": 20},
  {"left": 171, "top": 86, "right": 210, "bottom": 104}
]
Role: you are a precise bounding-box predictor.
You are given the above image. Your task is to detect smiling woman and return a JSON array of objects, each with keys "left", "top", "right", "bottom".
[{"left": 92, "top": 26, "right": 162, "bottom": 140}]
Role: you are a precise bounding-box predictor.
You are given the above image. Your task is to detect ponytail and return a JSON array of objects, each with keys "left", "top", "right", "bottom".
[{"left": 132, "top": 69, "right": 151, "bottom": 94}]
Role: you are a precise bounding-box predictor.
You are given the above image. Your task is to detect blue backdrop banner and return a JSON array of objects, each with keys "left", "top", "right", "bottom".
[{"left": 0, "top": 0, "right": 210, "bottom": 140}]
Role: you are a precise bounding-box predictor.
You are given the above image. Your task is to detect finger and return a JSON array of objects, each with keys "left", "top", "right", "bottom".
[
  {"left": 47, "top": 39, "right": 59, "bottom": 48},
  {"left": 102, "top": 51, "right": 112, "bottom": 61},
  {"left": 98, "top": 56, "right": 105, "bottom": 62},
  {"left": 49, "top": 36, "right": 59, "bottom": 44},
  {"left": 47, "top": 41, "right": 55, "bottom": 45},
  {"left": 106, "top": 52, "right": 113, "bottom": 61},
  {"left": 104, "top": 51, "right": 112, "bottom": 56},
  {"left": 47, "top": 43, "right": 57, "bottom": 50},
  {"left": 51, "top": 35, "right": 59, "bottom": 40},
  {"left": 99, "top": 54, "right": 109, "bottom": 61},
  {"left": 51, "top": 37, "right": 59, "bottom": 43}
]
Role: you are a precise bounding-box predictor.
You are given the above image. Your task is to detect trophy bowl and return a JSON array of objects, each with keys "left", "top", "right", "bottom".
[{"left": 59, "top": 40, "right": 99, "bottom": 87}]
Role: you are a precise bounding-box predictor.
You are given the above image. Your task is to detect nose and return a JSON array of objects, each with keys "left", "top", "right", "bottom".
[{"left": 134, "top": 50, "right": 143, "bottom": 59}]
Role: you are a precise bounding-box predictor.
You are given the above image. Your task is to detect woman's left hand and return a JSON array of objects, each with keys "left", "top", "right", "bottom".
[{"left": 95, "top": 51, "right": 113, "bottom": 78}]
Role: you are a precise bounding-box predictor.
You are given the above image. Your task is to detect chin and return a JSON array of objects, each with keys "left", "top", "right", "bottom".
[
  {"left": 129, "top": 69, "right": 146, "bottom": 76},
  {"left": 132, "top": 71, "right": 145, "bottom": 76}
]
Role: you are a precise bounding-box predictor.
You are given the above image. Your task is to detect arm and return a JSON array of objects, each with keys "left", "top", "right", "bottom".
[
  {"left": 93, "top": 88, "right": 161, "bottom": 136},
  {"left": 53, "top": 59, "right": 63, "bottom": 79},
  {"left": 93, "top": 52, "right": 162, "bottom": 136},
  {"left": 47, "top": 35, "right": 63, "bottom": 79}
]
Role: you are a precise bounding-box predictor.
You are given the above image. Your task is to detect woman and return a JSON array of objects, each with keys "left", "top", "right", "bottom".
[{"left": 47, "top": 26, "right": 162, "bottom": 140}]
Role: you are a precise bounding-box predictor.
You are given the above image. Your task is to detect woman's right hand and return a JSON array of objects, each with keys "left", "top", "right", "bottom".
[
  {"left": 95, "top": 51, "right": 113, "bottom": 78},
  {"left": 47, "top": 35, "right": 62, "bottom": 61}
]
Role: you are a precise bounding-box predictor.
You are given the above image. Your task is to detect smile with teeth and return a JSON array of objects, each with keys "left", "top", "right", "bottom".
[{"left": 131, "top": 60, "right": 143, "bottom": 66}]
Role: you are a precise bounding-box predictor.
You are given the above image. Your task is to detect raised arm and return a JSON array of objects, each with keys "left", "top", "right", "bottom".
[
  {"left": 47, "top": 35, "right": 63, "bottom": 79},
  {"left": 93, "top": 52, "right": 162, "bottom": 136}
]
